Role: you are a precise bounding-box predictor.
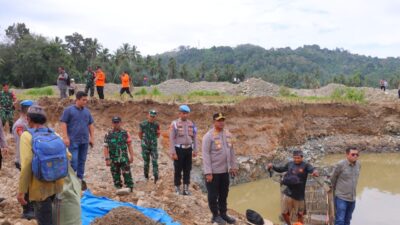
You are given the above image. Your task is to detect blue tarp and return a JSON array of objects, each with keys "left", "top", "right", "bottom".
[{"left": 81, "top": 190, "right": 181, "bottom": 225}]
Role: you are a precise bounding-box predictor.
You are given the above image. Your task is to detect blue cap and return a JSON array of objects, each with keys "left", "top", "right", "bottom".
[
  {"left": 20, "top": 100, "right": 34, "bottom": 107},
  {"left": 179, "top": 105, "right": 190, "bottom": 113}
]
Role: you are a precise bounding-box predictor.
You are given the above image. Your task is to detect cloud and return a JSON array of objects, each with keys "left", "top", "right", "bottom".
[{"left": 1, "top": 0, "right": 400, "bottom": 57}]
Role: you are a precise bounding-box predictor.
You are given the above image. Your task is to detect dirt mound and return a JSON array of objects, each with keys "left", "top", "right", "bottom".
[
  {"left": 236, "top": 78, "right": 280, "bottom": 97},
  {"left": 90, "top": 207, "right": 158, "bottom": 225},
  {"left": 156, "top": 79, "right": 191, "bottom": 95}
]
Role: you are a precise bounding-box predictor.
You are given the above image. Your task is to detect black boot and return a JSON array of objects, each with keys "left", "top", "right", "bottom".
[
  {"left": 212, "top": 215, "right": 227, "bottom": 225},
  {"left": 221, "top": 214, "right": 236, "bottom": 224},
  {"left": 22, "top": 202, "right": 35, "bottom": 220},
  {"left": 154, "top": 175, "right": 158, "bottom": 184},
  {"left": 182, "top": 184, "right": 191, "bottom": 195}
]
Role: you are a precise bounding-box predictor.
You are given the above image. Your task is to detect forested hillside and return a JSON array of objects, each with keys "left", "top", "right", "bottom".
[{"left": 1, "top": 23, "right": 400, "bottom": 88}]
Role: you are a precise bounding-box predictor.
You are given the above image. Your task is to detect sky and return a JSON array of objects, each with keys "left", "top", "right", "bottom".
[{"left": 1, "top": 0, "right": 400, "bottom": 58}]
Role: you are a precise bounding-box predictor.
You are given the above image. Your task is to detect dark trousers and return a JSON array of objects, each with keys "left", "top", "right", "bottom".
[
  {"left": 120, "top": 87, "right": 132, "bottom": 97},
  {"left": 0, "top": 150, "right": 2, "bottom": 169},
  {"left": 206, "top": 173, "right": 230, "bottom": 216},
  {"left": 335, "top": 196, "right": 356, "bottom": 225},
  {"left": 33, "top": 195, "right": 55, "bottom": 225},
  {"left": 96, "top": 86, "right": 104, "bottom": 99},
  {"left": 398, "top": 89, "right": 400, "bottom": 98},
  {"left": 68, "top": 89, "right": 75, "bottom": 96},
  {"left": 173, "top": 147, "right": 192, "bottom": 186},
  {"left": 85, "top": 85, "right": 94, "bottom": 97}
]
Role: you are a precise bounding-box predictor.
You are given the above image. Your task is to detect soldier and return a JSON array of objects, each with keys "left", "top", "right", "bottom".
[
  {"left": 12, "top": 100, "right": 35, "bottom": 219},
  {"left": 84, "top": 66, "right": 96, "bottom": 97},
  {"left": 139, "top": 110, "right": 160, "bottom": 183},
  {"left": 169, "top": 105, "right": 197, "bottom": 195},
  {"left": 202, "top": 113, "right": 238, "bottom": 225},
  {"left": 103, "top": 116, "right": 134, "bottom": 191},
  {"left": 0, "top": 83, "right": 17, "bottom": 133}
]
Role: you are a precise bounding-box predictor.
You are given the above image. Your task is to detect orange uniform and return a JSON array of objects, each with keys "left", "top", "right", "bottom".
[
  {"left": 95, "top": 69, "right": 106, "bottom": 87},
  {"left": 121, "top": 73, "right": 130, "bottom": 88}
]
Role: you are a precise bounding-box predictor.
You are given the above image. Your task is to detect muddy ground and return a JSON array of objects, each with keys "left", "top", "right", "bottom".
[{"left": 1, "top": 97, "right": 400, "bottom": 224}]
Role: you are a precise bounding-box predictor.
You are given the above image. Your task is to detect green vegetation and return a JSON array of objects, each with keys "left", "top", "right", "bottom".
[
  {"left": 134, "top": 88, "right": 148, "bottom": 96},
  {"left": 188, "top": 90, "right": 220, "bottom": 96},
  {"left": 330, "top": 87, "right": 365, "bottom": 103},
  {"left": 24, "top": 87, "right": 54, "bottom": 96},
  {"left": 2, "top": 23, "right": 400, "bottom": 90},
  {"left": 150, "top": 87, "right": 161, "bottom": 96},
  {"left": 279, "top": 87, "right": 298, "bottom": 97}
]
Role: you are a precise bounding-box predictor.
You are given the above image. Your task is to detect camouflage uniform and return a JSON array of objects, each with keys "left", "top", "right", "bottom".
[
  {"left": 84, "top": 71, "right": 95, "bottom": 97},
  {"left": 0, "top": 91, "right": 15, "bottom": 131},
  {"left": 139, "top": 120, "right": 160, "bottom": 179},
  {"left": 104, "top": 129, "right": 134, "bottom": 188}
]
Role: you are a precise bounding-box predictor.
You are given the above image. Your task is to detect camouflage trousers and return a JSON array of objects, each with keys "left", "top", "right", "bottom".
[
  {"left": 84, "top": 84, "right": 94, "bottom": 97},
  {"left": 0, "top": 109, "right": 13, "bottom": 130},
  {"left": 141, "top": 146, "right": 158, "bottom": 178},
  {"left": 110, "top": 161, "right": 133, "bottom": 188}
]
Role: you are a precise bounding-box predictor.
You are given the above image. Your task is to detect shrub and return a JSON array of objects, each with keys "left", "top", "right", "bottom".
[
  {"left": 24, "top": 87, "right": 54, "bottom": 96},
  {"left": 331, "top": 87, "right": 365, "bottom": 103},
  {"left": 188, "top": 90, "right": 220, "bottom": 96},
  {"left": 151, "top": 87, "right": 161, "bottom": 96},
  {"left": 134, "top": 88, "right": 147, "bottom": 96},
  {"left": 279, "top": 86, "right": 297, "bottom": 97}
]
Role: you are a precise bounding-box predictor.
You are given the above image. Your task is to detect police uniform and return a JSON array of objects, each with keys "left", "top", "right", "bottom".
[
  {"left": 0, "top": 89, "right": 15, "bottom": 132},
  {"left": 139, "top": 110, "right": 160, "bottom": 181},
  {"left": 202, "top": 113, "right": 238, "bottom": 224},
  {"left": 104, "top": 120, "right": 134, "bottom": 189},
  {"left": 169, "top": 105, "right": 197, "bottom": 195}
]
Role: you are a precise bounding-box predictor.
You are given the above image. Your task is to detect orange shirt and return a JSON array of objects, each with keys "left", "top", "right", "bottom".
[
  {"left": 95, "top": 69, "right": 106, "bottom": 87},
  {"left": 121, "top": 73, "right": 130, "bottom": 88}
]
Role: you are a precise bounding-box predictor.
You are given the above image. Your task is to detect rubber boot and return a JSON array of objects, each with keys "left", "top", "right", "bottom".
[
  {"left": 183, "top": 184, "right": 191, "bottom": 195},
  {"left": 221, "top": 214, "right": 236, "bottom": 224}
]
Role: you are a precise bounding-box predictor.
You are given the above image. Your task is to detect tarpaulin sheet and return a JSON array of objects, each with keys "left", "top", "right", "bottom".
[{"left": 81, "top": 190, "right": 180, "bottom": 225}]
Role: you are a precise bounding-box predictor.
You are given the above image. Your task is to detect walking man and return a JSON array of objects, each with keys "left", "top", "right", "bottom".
[
  {"left": 103, "top": 116, "right": 134, "bottom": 191},
  {"left": 120, "top": 71, "right": 133, "bottom": 98},
  {"left": 330, "top": 147, "right": 361, "bottom": 225},
  {"left": 202, "top": 112, "right": 238, "bottom": 225},
  {"left": 84, "top": 66, "right": 96, "bottom": 97},
  {"left": 57, "top": 66, "right": 69, "bottom": 99},
  {"left": 95, "top": 66, "right": 106, "bottom": 99},
  {"left": 0, "top": 83, "right": 17, "bottom": 133},
  {"left": 60, "top": 91, "right": 94, "bottom": 188},
  {"left": 139, "top": 110, "right": 160, "bottom": 183},
  {"left": 17, "top": 105, "right": 65, "bottom": 225},
  {"left": 169, "top": 105, "right": 197, "bottom": 195},
  {"left": 267, "top": 150, "right": 319, "bottom": 225},
  {"left": 12, "top": 100, "right": 35, "bottom": 219}
]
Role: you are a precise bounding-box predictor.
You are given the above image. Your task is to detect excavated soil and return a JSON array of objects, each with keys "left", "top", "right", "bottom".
[
  {"left": 1, "top": 97, "right": 400, "bottom": 224},
  {"left": 91, "top": 207, "right": 158, "bottom": 225}
]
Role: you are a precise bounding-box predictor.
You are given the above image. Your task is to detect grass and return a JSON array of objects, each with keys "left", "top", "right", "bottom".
[
  {"left": 279, "top": 86, "right": 298, "bottom": 97},
  {"left": 330, "top": 87, "right": 365, "bottom": 103},
  {"left": 24, "top": 87, "right": 54, "bottom": 96},
  {"left": 188, "top": 90, "right": 220, "bottom": 97}
]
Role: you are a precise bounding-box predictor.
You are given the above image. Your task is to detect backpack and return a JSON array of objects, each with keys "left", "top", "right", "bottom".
[
  {"left": 281, "top": 162, "right": 306, "bottom": 186},
  {"left": 28, "top": 128, "right": 68, "bottom": 182},
  {"left": 66, "top": 74, "right": 71, "bottom": 86}
]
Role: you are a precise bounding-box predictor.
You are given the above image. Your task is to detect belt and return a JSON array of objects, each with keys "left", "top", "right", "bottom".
[{"left": 175, "top": 144, "right": 192, "bottom": 149}]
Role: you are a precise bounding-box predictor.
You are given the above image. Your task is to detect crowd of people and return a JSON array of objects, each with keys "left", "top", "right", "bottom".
[{"left": 0, "top": 70, "right": 363, "bottom": 225}]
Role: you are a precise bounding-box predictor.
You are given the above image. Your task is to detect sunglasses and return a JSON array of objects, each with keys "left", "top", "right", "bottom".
[{"left": 351, "top": 153, "right": 359, "bottom": 157}]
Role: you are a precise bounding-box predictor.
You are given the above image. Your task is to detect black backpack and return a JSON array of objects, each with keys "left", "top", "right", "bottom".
[
  {"left": 246, "top": 209, "right": 264, "bottom": 225},
  {"left": 66, "top": 75, "right": 71, "bottom": 86}
]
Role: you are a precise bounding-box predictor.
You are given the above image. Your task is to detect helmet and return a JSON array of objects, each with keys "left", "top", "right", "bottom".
[
  {"left": 179, "top": 105, "right": 190, "bottom": 113},
  {"left": 20, "top": 100, "right": 34, "bottom": 107}
]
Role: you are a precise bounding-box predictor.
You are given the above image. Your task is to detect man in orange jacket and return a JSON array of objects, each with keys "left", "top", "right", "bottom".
[
  {"left": 95, "top": 66, "right": 106, "bottom": 99},
  {"left": 120, "top": 71, "right": 133, "bottom": 99}
]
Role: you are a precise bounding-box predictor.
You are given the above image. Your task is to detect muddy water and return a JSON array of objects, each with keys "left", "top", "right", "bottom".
[{"left": 228, "top": 153, "right": 400, "bottom": 225}]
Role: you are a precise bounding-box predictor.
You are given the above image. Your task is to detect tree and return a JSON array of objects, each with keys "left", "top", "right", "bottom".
[
  {"left": 167, "top": 57, "right": 177, "bottom": 79},
  {"left": 5, "top": 23, "right": 30, "bottom": 43}
]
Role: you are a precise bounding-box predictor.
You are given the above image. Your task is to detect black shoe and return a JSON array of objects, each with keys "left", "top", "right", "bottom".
[
  {"left": 182, "top": 184, "right": 191, "bottom": 195},
  {"left": 0, "top": 197, "right": 5, "bottom": 203},
  {"left": 81, "top": 180, "right": 87, "bottom": 191},
  {"left": 154, "top": 175, "right": 158, "bottom": 184},
  {"left": 144, "top": 174, "right": 149, "bottom": 180},
  {"left": 221, "top": 214, "right": 236, "bottom": 224},
  {"left": 212, "top": 216, "right": 227, "bottom": 225},
  {"left": 22, "top": 210, "right": 35, "bottom": 220},
  {"left": 175, "top": 185, "right": 181, "bottom": 195}
]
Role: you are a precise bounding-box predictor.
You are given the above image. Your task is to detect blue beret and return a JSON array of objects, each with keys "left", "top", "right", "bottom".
[
  {"left": 179, "top": 105, "right": 191, "bottom": 113},
  {"left": 20, "top": 100, "right": 34, "bottom": 107}
]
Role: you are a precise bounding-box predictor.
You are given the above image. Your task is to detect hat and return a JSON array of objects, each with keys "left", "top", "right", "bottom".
[
  {"left": 149, "top": 110, "right": 157, "bottom": 116},
  {"left": 213, "top": 112, "right": 226, "bottom": 121},
  {"left": 71, "top": 78, "right": 75, "bottom": 81},
  {"left": 179, "top": 105, "right": 190, "bottom": 113},
  {"left": 20, "top": 100, "right": 34, "bottom": 107},
  {"left": 112, "top": 116, "right": 121, "bottom": 123},
  {"left": 293, "top": 150, "right": 303, "bottom": 157},
  {"left": 27, "top": 105, "right": 46, "bottom": 117}
]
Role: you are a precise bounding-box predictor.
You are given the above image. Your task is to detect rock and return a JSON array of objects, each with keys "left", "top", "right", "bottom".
[
  {"left": 0, "top": 212, "right": 3, "bottom": 218},
  {"left": 116, "top": 188, "right": 131, "bottom": 196}
]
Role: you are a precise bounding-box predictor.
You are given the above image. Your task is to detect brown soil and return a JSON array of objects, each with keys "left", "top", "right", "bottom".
[
  {"left": 91, "top": 207, "right": 158, "bottom": 225},
  {"left": 1, "top": 97, "right": 400, "bottom": 225}
]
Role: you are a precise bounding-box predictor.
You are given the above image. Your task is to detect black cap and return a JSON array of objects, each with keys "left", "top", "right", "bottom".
[
  {"left": 213, "top": 112, "right": 226, "bottom": 121},
  {"left": 112, "top": 116, "right": 121, "bottom": 123},
  {"left": 293, "top": 150, "right": 303, "bottom": 157}
]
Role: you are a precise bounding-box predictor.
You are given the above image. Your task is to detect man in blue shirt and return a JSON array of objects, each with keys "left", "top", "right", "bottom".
[{"left": 60, "top": 91, "right": 94, "bottom": 188}]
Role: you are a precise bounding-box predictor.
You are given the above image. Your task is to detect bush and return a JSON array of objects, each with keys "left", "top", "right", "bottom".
[
  {"left": 279, "top": 86, "right": 297, "bottom": 97},
  {"left": 151, "top": 87, "right": 161, "bottom": 96},
  {"left": 331, "top": 87, "right": 365, "bottom": 103},
  {"left": 188, "top": 90, "right": 220, "bottom": 96},
  {"left": 24, "top": 87, "right": 54, "bottom": 96},
  {"left": 134, "top": 88, "right": 147, "bottom": 96}
]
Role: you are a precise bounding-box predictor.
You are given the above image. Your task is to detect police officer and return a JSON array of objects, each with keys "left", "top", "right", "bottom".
[
  {"left": 139, "top": 110, "right": 160, "bottom": 183},
  {"left": 0, "top": 83, "right": 17, "bottom": 133},
  {"left": 103, "top": 116, "right": 134, "bottom": 191},
  {"left": 12, "top": 100, "right": 35, "bottom": 219},
  {"left": 169, "top": 105, "right": 197, "bottom": 195},
  {"left": 202, "top": 112, "right": 238, "bottom": 225}
]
